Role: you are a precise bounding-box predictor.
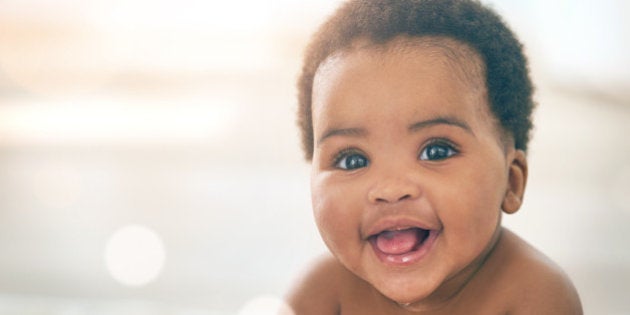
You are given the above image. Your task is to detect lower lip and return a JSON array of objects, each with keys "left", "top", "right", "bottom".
[{"left": 369, "top": 230, "right": 440, "bottom": 266}]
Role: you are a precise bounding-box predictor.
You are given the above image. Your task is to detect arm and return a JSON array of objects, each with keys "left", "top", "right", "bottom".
[{"left": 285, "top": 254, "right": 341, "bottom": 315}]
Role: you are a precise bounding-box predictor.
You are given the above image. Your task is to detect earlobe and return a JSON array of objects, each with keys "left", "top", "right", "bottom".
[{"left": 502, "top": 149, "right": 528, "bottom": 214}]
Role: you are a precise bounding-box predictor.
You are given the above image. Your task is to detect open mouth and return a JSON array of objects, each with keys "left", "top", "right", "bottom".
[{"left": 368, "top": 227, "right": 437, "bottom": 265}]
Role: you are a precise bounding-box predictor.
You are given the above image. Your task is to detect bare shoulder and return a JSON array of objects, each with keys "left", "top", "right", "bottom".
[
  {"left": 497, "top": 229, "right": 583, "bottom": 315},
  {"left": 285, "top": 254, "right": 346, "bottom": 315}
]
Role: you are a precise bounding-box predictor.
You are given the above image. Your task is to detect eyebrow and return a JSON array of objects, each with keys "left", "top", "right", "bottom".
[
  {"left": 317, "top": 116, "right": 473, "bottom": 146},
  {"left": 317, "top": 127, "right": 367, "bottom": 147},
  {"left": 408, "top": 116, "right": 473, "bottom": 135}
]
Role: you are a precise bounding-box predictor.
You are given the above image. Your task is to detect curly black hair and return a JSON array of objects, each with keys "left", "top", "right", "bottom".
[{"left": 297, "top": 0, "right": 534, "bottom": 160}]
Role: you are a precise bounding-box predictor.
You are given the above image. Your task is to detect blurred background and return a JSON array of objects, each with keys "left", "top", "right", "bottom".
[{"left": 0, "top": 0, "right": 628, "bottom": 314}]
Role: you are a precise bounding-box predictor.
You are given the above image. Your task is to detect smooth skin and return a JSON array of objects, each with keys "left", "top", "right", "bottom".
[{"left": 287, "top": 37, "right": 582, "bottom": 314}]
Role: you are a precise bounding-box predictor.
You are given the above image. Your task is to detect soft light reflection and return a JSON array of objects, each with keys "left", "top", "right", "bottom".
[
  {"left": 88, "top": 0, "right": 277, "bottom": 32},
  {"left": 0, "top": 20, "right": 110, "bottom": 96},
  {"left": 85, "top": 0, "right": 281, "bottom": 73},
  {"left": 0, "top": 98, "right": 237, "bottom": 145},
  {"left": 104, "top": 225, "right": 166, "bottom": 287},
  {"left": 238, "top": 295, "right": 295, "bottom": 315}
]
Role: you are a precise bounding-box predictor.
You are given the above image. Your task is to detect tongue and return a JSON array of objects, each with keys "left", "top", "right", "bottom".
[{"left": 375, "top": 228, "right": 421, "bottom": 255}]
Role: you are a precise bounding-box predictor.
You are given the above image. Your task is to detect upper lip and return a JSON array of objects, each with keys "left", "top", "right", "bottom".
[{"left": 364, "top": 217, "right": 440, "bottom": 240}]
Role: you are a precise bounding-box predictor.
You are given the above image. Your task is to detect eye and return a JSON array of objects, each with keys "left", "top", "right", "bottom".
[
  {"left": 334, "top": 151, "right": 369, "bottom": 170},
  {"left": 419, "top": 141, "right": 458, "bottom": 161}
]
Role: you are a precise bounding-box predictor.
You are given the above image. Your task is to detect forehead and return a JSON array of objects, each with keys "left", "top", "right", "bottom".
[
  {"left": 314, "top": 36, "right": 487, "bottom": 97},
  {"left": 310, "top": 36, "right": 503, "bottom": 147},
  {"left": 313, "top": 37, "right": 488, "bottom": 115}
]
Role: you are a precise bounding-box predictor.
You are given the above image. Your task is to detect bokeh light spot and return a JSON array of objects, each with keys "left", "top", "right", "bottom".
[
  {"left": 238, "top": 295, "right": 295, "bottom": 315},
  {"left": 104, "top": 225, "right": 166, "bottom": 287}
]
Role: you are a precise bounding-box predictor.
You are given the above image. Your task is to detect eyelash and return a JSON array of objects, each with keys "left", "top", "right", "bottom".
[
  {"left": 419, "top": 138, "right": 459, "bottom": 161},
  {"left": 332, "top": 148, "right": 369, "bottom": 170},
  {"left": 330, "top": 138, "right": 459, "bottom": 171}
]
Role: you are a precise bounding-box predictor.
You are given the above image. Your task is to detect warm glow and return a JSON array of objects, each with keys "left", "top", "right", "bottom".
[{"left": 0, "top": 98, "right": 237, "bottom": 145}]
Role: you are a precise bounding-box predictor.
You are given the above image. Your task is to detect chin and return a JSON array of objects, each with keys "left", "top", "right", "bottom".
[{"left": 373, "top": 277, "right": 439, "bottom": 306}]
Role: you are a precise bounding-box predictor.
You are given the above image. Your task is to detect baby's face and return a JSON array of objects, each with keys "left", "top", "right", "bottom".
[{"left": 310, "top": 38, "right": 518, "bottom": 306}]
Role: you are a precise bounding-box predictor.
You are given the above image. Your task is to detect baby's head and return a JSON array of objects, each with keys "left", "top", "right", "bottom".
[
  {"left": 297, "top": 0, "right": 534, "bottom": 307},
  {"left": 298, "top": 0, "right": 534, "bottom": 161}
]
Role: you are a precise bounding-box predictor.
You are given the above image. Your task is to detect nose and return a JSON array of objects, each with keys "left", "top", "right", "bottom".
[{"left": 367, "top": 175, "right": 421, "bottom": 204}]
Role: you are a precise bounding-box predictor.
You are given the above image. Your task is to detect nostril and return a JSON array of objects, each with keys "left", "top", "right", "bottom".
[
  {"left": 368, "top": 181, "right": 421, "bottom": 204},
  {"left": 374, "top": 194, "right": 412, "bottom": 203}
]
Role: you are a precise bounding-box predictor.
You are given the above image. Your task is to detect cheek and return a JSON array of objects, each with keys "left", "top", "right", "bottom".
[
  {"left": 438, "top": 165, "right": 505, "bottom": 242},
  {"left": 311, "top": 177, "right": 359, "bottom": 251},
  {"left": 311, "top": 176, "right": 362, "bottom": 258}
]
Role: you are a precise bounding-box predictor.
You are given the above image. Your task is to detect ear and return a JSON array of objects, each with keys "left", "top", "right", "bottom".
[{"left": 502, "top": 149, "right": 528, "bottom": 214}]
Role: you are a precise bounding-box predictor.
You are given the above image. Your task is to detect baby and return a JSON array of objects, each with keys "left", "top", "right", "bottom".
[{"left": 286, "top": 0, "right": 582, "bottom": 314}]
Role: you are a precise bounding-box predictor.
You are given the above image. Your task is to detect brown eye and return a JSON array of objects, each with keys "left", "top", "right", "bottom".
[
  {"left": 420, "top": 142, "right": 457, "bottom": 161},
  {"left": 335, "top": 152, "right": 369, "bottom": 170}
]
